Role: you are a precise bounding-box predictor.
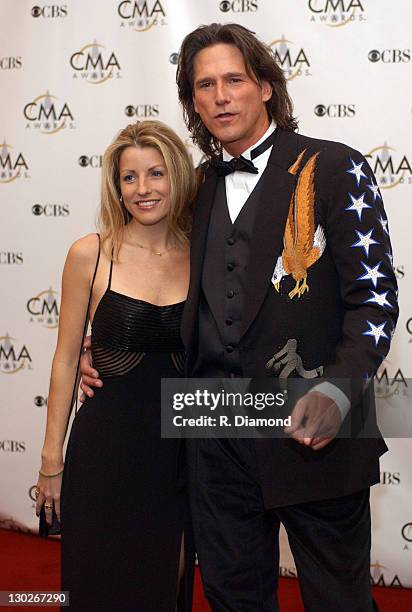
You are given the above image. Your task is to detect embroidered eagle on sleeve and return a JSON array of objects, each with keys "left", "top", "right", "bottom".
[{"left": 271, "top": 150, "right": 326, "bottom": 299}]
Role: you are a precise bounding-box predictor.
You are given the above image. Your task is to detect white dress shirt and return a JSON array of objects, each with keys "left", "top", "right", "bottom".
[
  {"left": 223, "top": 122, "right": 276, "bottom": 223},
  {"left": 222, "top": 122, "right": 350, "bottom": 422}
]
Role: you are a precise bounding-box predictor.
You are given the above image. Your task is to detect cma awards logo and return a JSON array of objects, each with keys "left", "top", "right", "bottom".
[
  {"left": 0, "top": 141, "right": 29, "bottom": 183},
  {"left": 269, "top": 36, "right": 311, "bottom": 81},
  {"left": 78, "top": 154, "right": 102, "bottom": 168},
  {"left": 24, "top": 91, "right": 75, "bottom": 134},
  {"left": 0, "top": 334, "right": 33, "bottom": 374},
  {"left": 27, "top": 288, "right": 59, "bottom": 329},
  {"left": 219, "top": 0, "right": 258, "bottom": 12},
  {"left": 117, "top": 0, "right": 167, "bottom": 32},
  {"left": 314, "top": 103, "right": 356, "bottom": 118},
  {"left": 374, "top": 364, "right": 408, "bottom": 400},
  {"left": 370, "top": 562, "right": 403, "bottom": 588},
  {"left": 365, "top": 143, "right": 412, "bottom": 189},
  {"left": 70, "top": 41, "right": 122, "bottom": 84},
  {"left": 308, "top": 0, "right": 366, "bottom": 27},
  {"left": 125, "top": 104, "right": 159, "bottom": 118}
]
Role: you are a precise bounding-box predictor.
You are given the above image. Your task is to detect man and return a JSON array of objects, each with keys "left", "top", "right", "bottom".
[{"left": 82, "top": 23, "right": 397, "bottom": 611}]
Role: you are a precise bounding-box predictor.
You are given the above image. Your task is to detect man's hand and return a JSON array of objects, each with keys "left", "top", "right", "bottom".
[
  {"left": 79, "top": 335, "right": 103, "bottom": 401},
  {"left": 284, "top": 391, "right": 342, "bottom": 451}
]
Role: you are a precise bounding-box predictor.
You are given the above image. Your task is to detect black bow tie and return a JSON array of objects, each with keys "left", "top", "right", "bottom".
[
  {"left": 211, "top": 129, "right": 277, "bottom": 177},
  {"left": 212, "top": 155, "right": 258, "bottom": 177}
]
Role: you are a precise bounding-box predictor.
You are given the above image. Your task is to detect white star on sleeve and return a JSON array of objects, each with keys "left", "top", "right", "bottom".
[
  {"left": 362, "top": 320, "right": 389, "bottom": 346},
  {"left": 378, "top": 214, "right": 389, "bottom": 234},
  {"left": 357, "top": 261, "right": 386, "bottom": 288},
  {"left": 346, "top": 158, "right": 367, "bottom": 187},
  {"left": 345, "top": 192, "right": 372, "bottom": 221},
  {"left": 364, "top": 290, "right": 392, "bottom": 308},
  {"left": 351, "top": 228, "right": 379, "bottom": 257},
  {"left": 367, "top": 180, "right": 382, "bottom": 202}
]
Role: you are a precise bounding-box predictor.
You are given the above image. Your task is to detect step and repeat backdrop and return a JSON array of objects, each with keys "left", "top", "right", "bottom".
[{"left": 0, "top": 0, "right": 411, "bottom": 589}]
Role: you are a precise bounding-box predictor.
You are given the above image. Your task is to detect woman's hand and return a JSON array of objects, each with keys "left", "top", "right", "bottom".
[
  {"left": 79, "top": 335, "right": 103, "bottom": 400},
  {"left": 35, "top": 466, "right": 64, "bottom": 525}
]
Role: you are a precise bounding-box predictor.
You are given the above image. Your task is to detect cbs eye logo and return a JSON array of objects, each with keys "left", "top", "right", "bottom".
[
  {"left": 32, "top": 204, "right": 43, "bottom": 216},
  {"left": 31, "top": 6, "right": 42, "bottom": 17},
  {"left": 368, "top": 50, "right": 380, "bottom": 63},
  {"left": 314, "top": 104, "right": 327, "bottom": 117},
  {"left": 169, "top": 53, "right": 179, "bottom": 65},
  {"left": 125, "top": 105, "right": 135, "bottom": 117},
  {"left": 34, "top": 396, "right": 47, "bottom": 407},
  {"left": 220, "top": 0, "right": 231, "bottom": 11},
  {"left": 219, "top": 0, "right": 258, "bottom": 11},
  {"left": 78, "top": 155, "right": 102, "bottom": 168}
]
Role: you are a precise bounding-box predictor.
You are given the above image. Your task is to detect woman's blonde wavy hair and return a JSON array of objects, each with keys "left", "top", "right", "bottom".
[{"left": 99, "top": 120, "right": 197, "bottom": 259}]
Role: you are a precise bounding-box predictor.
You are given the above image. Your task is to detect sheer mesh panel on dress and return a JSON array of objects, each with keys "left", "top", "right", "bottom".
[{"left": 92, "top": 342, "right": 146, "bottom": 378}]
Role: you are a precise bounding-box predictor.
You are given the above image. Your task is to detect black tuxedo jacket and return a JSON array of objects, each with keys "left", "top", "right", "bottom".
[{"left": 181, "top": 128, "right": 398, "bottom": 508}]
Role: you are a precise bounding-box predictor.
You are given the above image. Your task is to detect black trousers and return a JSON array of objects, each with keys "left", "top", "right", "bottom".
[{"left": 187, "top": 439, "right": 376, "bottom": 612}]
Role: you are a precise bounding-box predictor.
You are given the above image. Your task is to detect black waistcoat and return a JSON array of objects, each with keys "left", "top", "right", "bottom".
[{"left": 193, "top": 175, "right": 263, "bottom": 377}]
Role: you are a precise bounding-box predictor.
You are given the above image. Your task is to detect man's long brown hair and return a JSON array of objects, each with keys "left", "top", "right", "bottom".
[{"left": 176, "top": 23, "right": 298, "bottom": 159}]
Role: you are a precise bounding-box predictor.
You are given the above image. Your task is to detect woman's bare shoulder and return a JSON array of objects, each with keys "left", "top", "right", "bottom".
[{"left": 66, "top": 233, "right": 100, "bottom": 266}]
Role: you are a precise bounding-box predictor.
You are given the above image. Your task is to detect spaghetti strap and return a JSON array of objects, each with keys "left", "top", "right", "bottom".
[
  {"left": 91, "top": 234, "right": 101, "bottom": 289},
  {"left": 107, "top": 251, "right": 114, "bottom": 290}
]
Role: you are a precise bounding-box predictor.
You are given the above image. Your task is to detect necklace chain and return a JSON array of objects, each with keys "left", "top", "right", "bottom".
[{"left": 134, "top": 241, "right": 176, "bottom": 256}]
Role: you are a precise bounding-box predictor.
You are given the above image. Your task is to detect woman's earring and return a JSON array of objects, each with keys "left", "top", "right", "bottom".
[{"left": 120, "top": 195, "right": 123, "bottom": 202}]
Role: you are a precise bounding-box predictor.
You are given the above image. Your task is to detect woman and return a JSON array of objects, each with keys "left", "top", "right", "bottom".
[{"left": 35, "top": 120, "right": 198, "bottom": 611}]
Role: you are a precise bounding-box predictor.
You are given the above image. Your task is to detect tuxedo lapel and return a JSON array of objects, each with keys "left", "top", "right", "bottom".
[
  {"left": 240, "top": 130, "right": 300, "bottom": 338},
  {"left": 181, "top": 166, "right": 218, "bottom": 349}
]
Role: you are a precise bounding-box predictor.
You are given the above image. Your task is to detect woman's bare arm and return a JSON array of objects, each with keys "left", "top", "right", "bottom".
[{"left": 36, "top": 234, "right": 99, "bottom": 521}]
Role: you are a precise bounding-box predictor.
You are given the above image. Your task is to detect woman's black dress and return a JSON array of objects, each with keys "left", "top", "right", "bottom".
[{"left": 61, "top": 261, "right": 192, "bottom": 611}]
